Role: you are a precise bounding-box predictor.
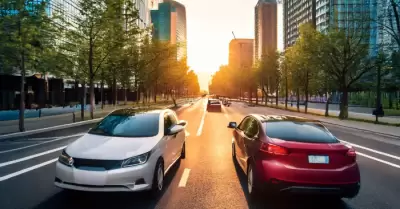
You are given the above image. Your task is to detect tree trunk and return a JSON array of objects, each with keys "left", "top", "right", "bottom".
[
  {"left": 305, "top": 71, "right": 309, "bottom": 113},
  {"left": 285, "top": 72, "right": 288, "bottom": 109},
  {"left": 255, "top": 87, "right": 258, "bottom": 105},
  {"left": 389, "top": 92, "right": 393, "bottom": 109},
  {"left": 100, "top": 80, "right": 104, "bottom": 109},
  {"left": 154, "top": 82, "right": 157, "bottom": 103},
  {"left": 296, "top": 88, "right": 300, "bottom": 112},
  {"left": 325, "top": 94, "right": 330, "bottom": 117},
  {"left": 339, "top": 89, "right": 349, "bottom": 119},
  {"left": 375, "top": 64, "right": 382, "bottom": 123},
  {"left": 113, "top": 75, "right": 117, "bottom": 106},
  {"left": 81, "top": 81, "right": 86, "bottom": 120},
  {"left": 261, "top": 88, "right": 265, "bottom": 105},
  {"left": 89, "top": 78, "right": 94, "bottom": 119},
  {"left": 19, "top": 57, "right": 25, "bottom": 132},
  {"left": 124, "top": 88, "right": 127, "bottom": 105}
]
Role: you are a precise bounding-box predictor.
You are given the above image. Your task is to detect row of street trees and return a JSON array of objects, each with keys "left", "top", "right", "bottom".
[
  {"left": 210, "top": 17, "right": 400, "bottom": 120},
  {"left": 0, "top": 0, "right": 200, "bottom": 131}
]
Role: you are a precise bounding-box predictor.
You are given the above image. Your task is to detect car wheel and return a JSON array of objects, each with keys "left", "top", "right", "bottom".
[
  {"left": 247, "top": 164, "right": 259, "bottom": 200},
  {"left": 181, "top": 142, "right": 186, "bottom": 159},
  {"left": 151, "top": 160, "right": 164, "bottom": 196}
]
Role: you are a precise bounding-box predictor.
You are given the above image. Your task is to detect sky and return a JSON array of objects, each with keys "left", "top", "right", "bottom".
[{"left": 175, "top": 0, "right": 283, "bottom": 91}]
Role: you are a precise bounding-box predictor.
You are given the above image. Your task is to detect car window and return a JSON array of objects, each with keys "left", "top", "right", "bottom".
[
  {"left": 238, "top": 117, "right": 252, "bottom": 131},
  {"left": 262, "top": 121, "right": 338, "bottom": 143},
  {"left": 89, "top": 113, "right": 159, "bottom": 137},
  {"left": 244, "top": 118, "right": 259, "bottom": 138}
]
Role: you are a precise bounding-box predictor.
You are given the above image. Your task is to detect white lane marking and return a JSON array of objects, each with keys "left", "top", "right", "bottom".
[
  {"left": 357, "top": 151, "right": 400, "bottom": 169},
  {"left": 196, "top": 104, "right": 207, "bottom": 136},
  {"left": 340, "top": 139, "right": 400, "bottom": 161},
  {"left": 0, "top": 146, "right": 65, "bottom": 168},
  {"left": 185, "top": 130, "right": 190, "bottom": 137},
  {"left": 178, "top": 168, "right": 191, "bottom": 187},
  {"left": 0, "top": 158, "right": 58, "bottom": 182},
  {"left": 0, "top": 133, "right": 84, "bottom": 154}
]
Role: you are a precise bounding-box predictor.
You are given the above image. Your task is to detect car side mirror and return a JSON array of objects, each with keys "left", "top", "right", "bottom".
[
  {"left": 167, "top": 125, "right": 185, "bottom": 135},
  {"left": 178, "top": 120, "right": 187, "bottom": 126},
  {"left": 227, "top": 122, "right": 237, "bottom": 128}
]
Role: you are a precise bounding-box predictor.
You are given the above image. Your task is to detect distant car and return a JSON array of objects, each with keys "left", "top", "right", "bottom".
[
  {"left": 55, "top": 108, "right": 187, "bottom": 195},
  {"left": 207, "top": 99, "right": 222, "bottom": 112},
  {"left": 228, "top": 115, "right": 360, "bottom": 200}
]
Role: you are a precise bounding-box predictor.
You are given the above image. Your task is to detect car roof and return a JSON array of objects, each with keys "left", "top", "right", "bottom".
[{"left": 250, "top": 114, "right": 320, "bottom": 123}]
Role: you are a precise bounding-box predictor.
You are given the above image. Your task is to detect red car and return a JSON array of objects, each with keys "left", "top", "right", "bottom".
[
  {"left": 207, "top": 99, "right": 222, "bottom": 112},
  {"left": 228, "top": 114, "right": 360, "bottom": 200}
]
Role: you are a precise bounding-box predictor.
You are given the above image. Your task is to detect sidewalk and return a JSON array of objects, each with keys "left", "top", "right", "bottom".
[
  {"left": 0, "top": 98, "right": 192, "bottom": 135},
  {"left": 260, "top": 103, "right": 400, "bottom": 137}
]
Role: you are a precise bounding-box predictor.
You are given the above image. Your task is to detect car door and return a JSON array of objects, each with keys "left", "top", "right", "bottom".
[
  {"left": 163, "top": 113, "right": 175, "bottom": 168},
  {"left": 242, "top": 117, "right": 260, "bottom": 172},
  {"left": 235, "top": 117, "right": 252, "bottom": 170},
  {"left": 167, "top": 111, "right": 183, "bottom": 162}
]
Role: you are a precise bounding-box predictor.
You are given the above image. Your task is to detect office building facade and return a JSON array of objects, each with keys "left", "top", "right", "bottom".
[
  {"left": 254, "top": 0, "right": 278, "bottom": 62},
  {"left": 283, "top": 0, "right": 316, "bottom": 49},
  {"left": 151, "top": 0, "right": 187, "bottom": 60},
  {"left": 229, "top": 39, "right": 254, "bottom": 70}
]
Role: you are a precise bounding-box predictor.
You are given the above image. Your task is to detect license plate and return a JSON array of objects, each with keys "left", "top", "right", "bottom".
[{"left": 308, "top": 155, "right": 329, "bottom": 164}]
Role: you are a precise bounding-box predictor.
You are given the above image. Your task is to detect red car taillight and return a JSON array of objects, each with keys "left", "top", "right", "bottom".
[
  {"left": 260, "top": 143, "right": 289, "bottom": 155},
  {"left": 347, "top": 148, "right": 357, "bottom": 159}
]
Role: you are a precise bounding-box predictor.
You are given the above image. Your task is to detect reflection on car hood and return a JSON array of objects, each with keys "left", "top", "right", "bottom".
[{"left": 66, "top": 133, "right": 160, "bottom": 160}]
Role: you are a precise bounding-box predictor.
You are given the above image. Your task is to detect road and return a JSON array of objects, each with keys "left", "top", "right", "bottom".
[{"left": 0, "top": 98, "right": 399, "bottom": 209}]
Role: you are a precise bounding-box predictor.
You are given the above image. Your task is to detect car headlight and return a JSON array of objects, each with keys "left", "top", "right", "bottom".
[
  {"left": 58, "top": 149, "right": 74, "bottom": 167},
  {"left": 121, "top": 152, "right": 150, "bottom": 168}
]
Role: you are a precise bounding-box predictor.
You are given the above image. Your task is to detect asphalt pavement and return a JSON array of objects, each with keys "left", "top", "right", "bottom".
[{"left": 0, "top": 98, "right": 399, "bottom": 209}]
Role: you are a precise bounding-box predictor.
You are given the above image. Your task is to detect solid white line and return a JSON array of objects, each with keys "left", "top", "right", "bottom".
[
  {"left": 0, "top": 158, "right": 58, "bottom": 182},
  {"left": 357, "top": 151, "right": 400, "bottom": 169},
  {"left": 0, "top": 146, "right": 66, "bottom": 168},
  {"left": 340, "top": 139, "right": 400, "bottom": 161},
  {"left": 0, "top": 133, "right": 84, "bottom": 154},
  {"left": 178, "top": 168, "right": 191, "bottom": 187},
  {"left": 196, "top": 105, "right": 207, "bottom": 136}
]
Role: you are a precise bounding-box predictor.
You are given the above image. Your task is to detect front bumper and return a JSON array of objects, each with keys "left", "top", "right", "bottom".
[{"left": 54, "top": 161, "right": 154, "bottom": 192}]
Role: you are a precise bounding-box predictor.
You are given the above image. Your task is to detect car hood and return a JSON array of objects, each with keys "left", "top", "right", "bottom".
[{"left": 66, "top": 133, "right": 160, "bottom": 160}]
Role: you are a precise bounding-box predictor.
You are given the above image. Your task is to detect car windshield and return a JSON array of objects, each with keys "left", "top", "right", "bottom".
[
  {"left": 262, "top": 121, "right": 338, "bottom": 143},
  {"left": 89, "top": 112, "right": 159, "bottom": 137}
]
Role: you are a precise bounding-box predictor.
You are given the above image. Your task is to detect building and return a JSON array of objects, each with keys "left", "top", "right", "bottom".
[
  {"left": 151, "top": 0, "right": 187, "bottom": 60},
  {"left": 283, "top": 0, "right": 316, "bottom": 49},
  {"left": 255, "top": 0, "right": 278, "bottom": 62},
  {"left": 229, "top": 39, "right": 254, "bottom": 70}
]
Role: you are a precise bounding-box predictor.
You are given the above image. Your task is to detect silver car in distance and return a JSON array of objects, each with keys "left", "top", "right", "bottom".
[{"left": 54, "top": 108, "right": 187, "bottom": 195}]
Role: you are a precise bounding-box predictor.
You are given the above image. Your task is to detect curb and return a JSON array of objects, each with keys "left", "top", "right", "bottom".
[{"left": 0, "top": 100, "right": 199, "bottom": 141}]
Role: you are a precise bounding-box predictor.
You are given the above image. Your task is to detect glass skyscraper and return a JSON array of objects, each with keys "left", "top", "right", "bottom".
[{"left": 151, "top": 0, "right": 187, "bottom": 60}]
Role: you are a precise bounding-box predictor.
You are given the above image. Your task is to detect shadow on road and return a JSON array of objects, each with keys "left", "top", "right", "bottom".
[
  {"left": 232, "top": 157, "right": 355, "bottom": 209},
  {"left": 32, "top": 160, "right": 182, "bottom": 209}
]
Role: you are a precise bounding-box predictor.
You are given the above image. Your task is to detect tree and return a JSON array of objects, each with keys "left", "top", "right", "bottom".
[
  {"left": 319, "top": 24, "right": 374, "bottom": 119},
  {"left": 257, "top": 50, "right": 280, "bottom": 105},
  {"left": 0, "top": 0, "right": 57, "bottom": 131}
]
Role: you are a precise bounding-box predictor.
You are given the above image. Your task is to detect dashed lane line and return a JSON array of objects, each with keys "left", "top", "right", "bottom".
[
  {"left": 0, "top": 158, "right": 58, "bottom": 182},
  {"left": 178, "top": 168, "right": 191, "bottom": 187}
]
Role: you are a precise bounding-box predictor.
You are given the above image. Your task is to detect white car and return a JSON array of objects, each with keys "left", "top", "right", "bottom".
[{"left": 54, "top": 108, "right": 187, "bottom": 195}]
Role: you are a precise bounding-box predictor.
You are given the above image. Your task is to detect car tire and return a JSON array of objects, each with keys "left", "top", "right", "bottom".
[
  {"left": 181, "top": 142, "right": 186, "bottom": 159},
  {"left": 247, "top": 163, "right": 259, "bottom": 201},
  {"left": 151, "top": 159, "right": 164, "bottom": 197}
]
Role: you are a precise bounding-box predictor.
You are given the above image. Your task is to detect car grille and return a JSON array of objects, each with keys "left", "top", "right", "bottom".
[{"left": 72, "top": 158, "right": 122, "bottom": 170}]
